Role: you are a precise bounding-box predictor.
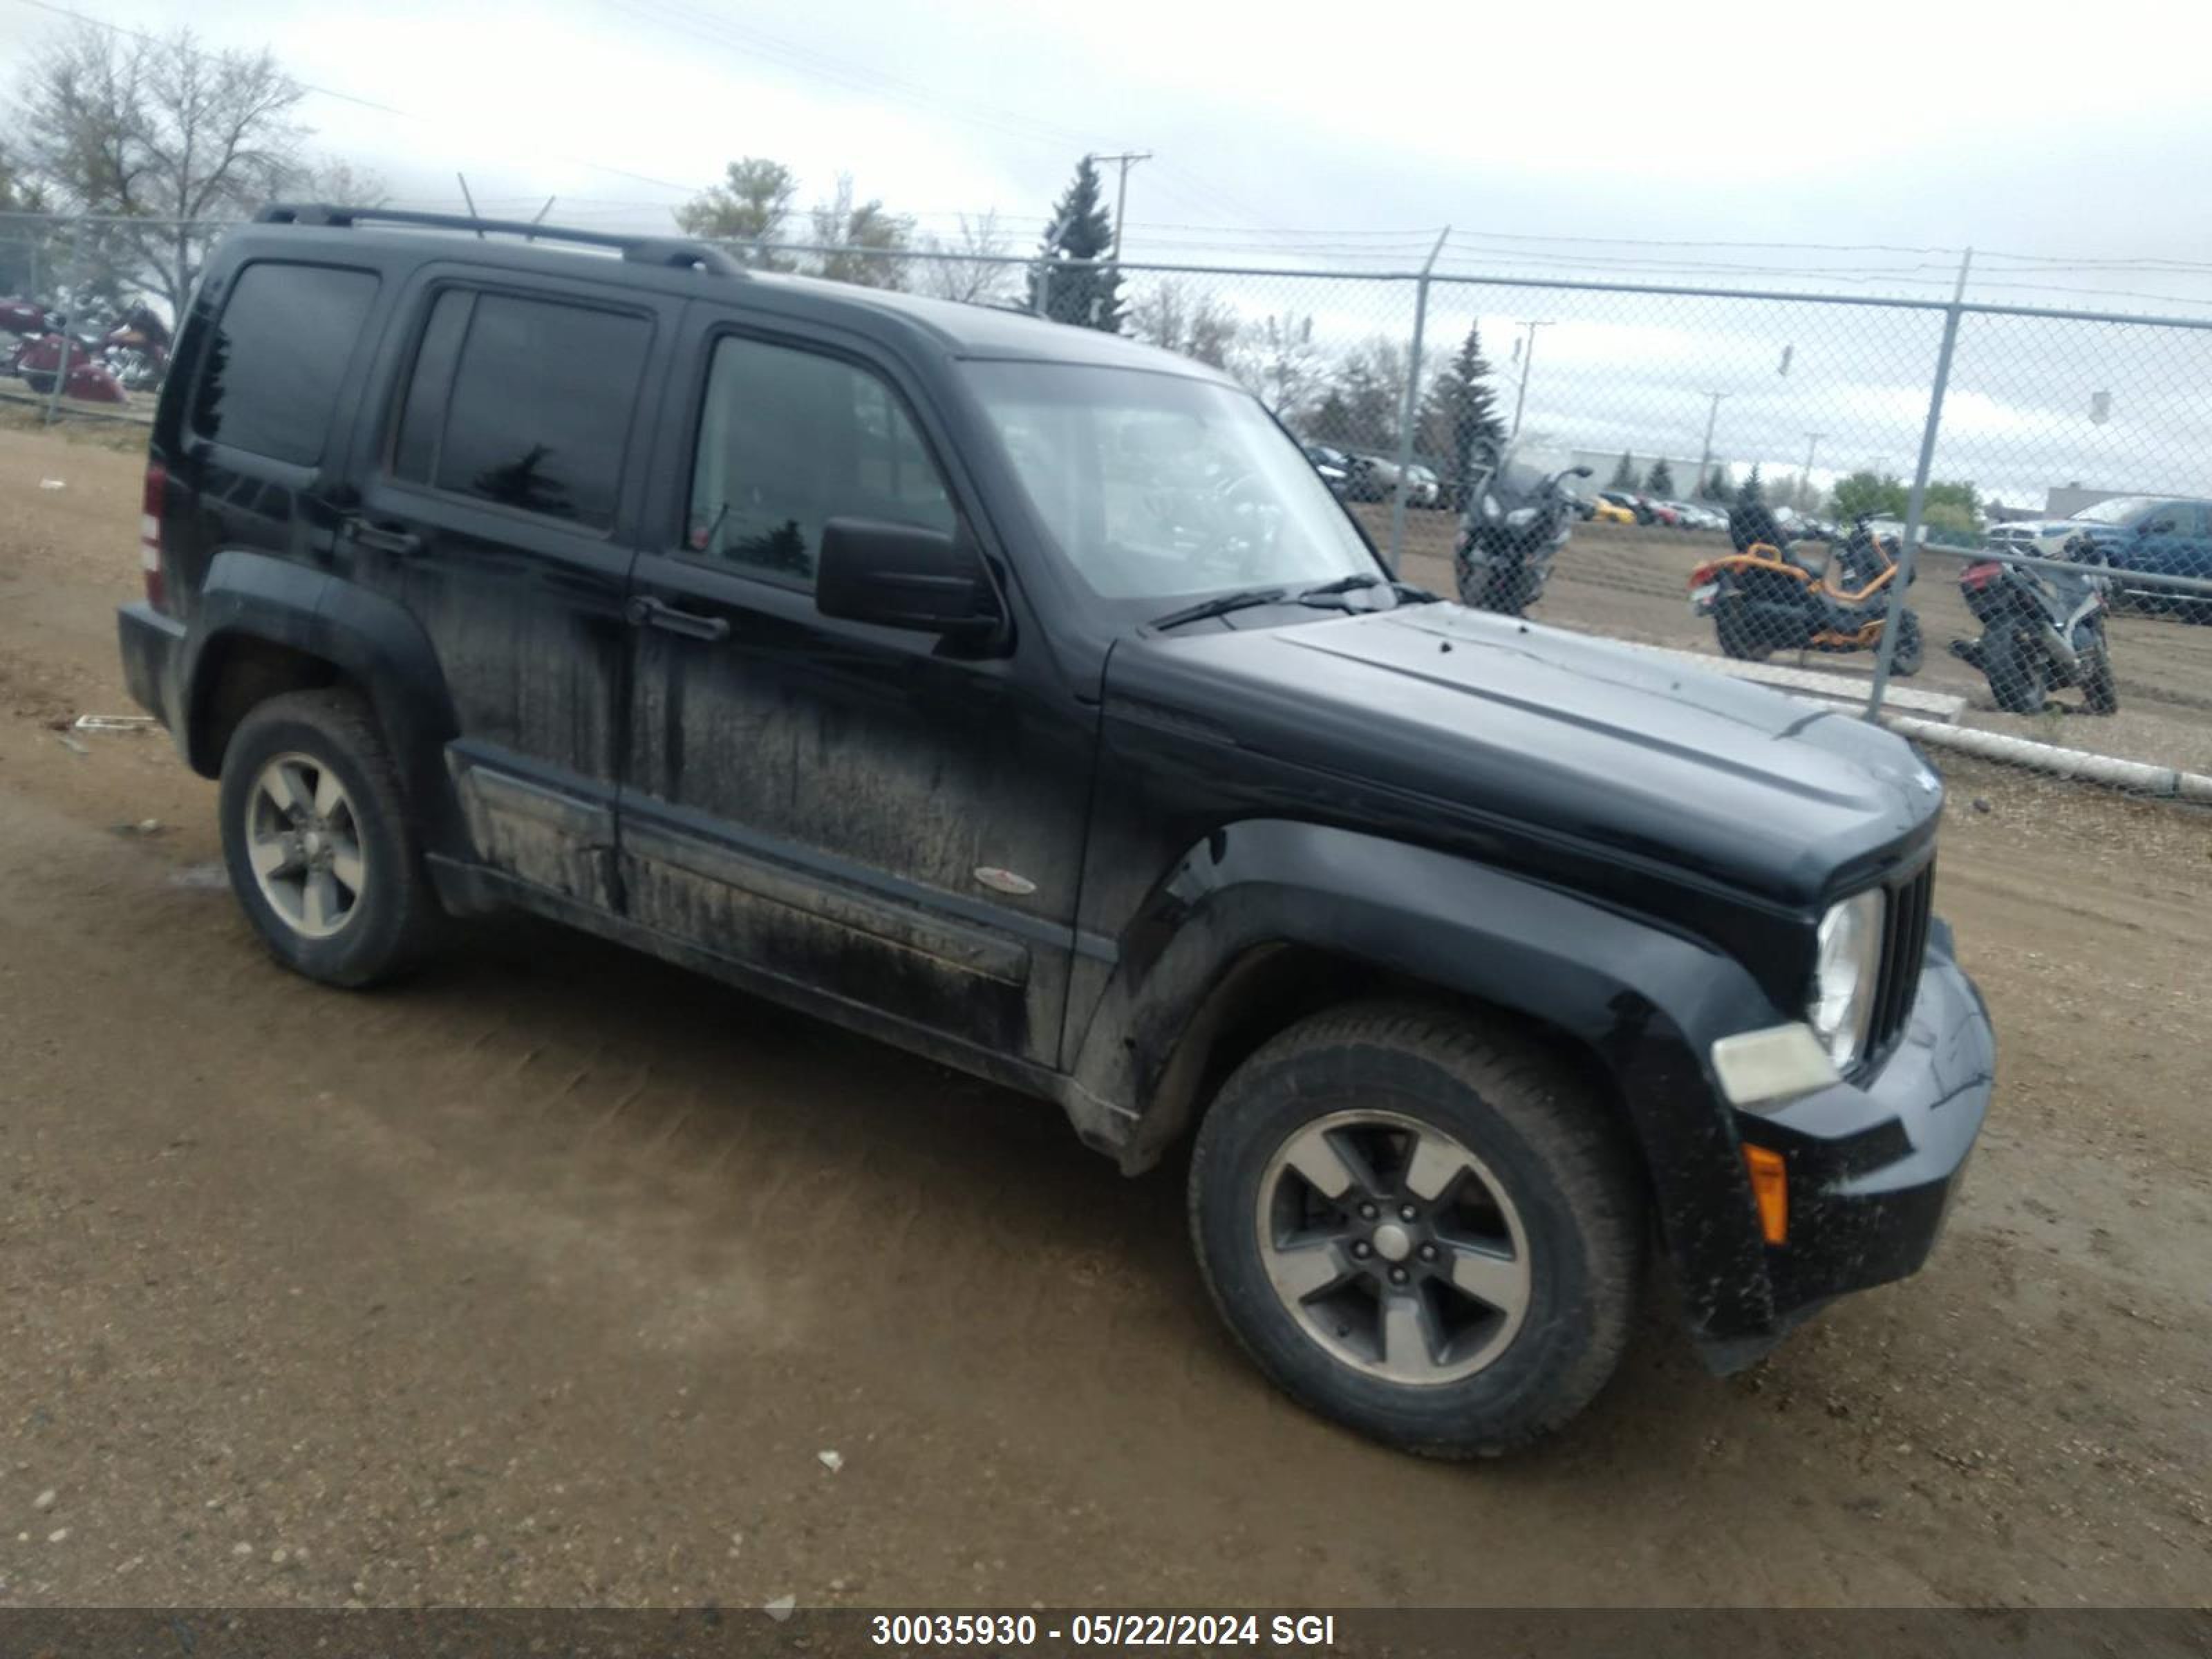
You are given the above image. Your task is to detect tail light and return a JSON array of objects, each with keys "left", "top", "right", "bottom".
[
  {"left": 1687, "top": 563, "right": 1716, "bottom": 588},
  {"left": 1960, "top": 561, "right": 2001, "bottom": 592},
  {"left": 140, "top": 460, "right": 168, "bottom": 612}
]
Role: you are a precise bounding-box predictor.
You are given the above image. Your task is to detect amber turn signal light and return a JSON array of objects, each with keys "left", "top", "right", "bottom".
[{"left": 1743, "top": 1145, "right": 1788, "bottom": 1246}]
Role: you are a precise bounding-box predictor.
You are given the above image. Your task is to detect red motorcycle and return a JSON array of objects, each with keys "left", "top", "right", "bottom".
[{"left": 12, "top": 329, "right": 127, "bottom": 403}]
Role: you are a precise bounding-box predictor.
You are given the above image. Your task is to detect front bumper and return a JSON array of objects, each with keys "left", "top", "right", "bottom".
[
  {"left": 1694, "top": 919, "right": 1994, "bottom": 1373},
  {"left": 117, "top": 600, "right": 188, "bottom": 751}
]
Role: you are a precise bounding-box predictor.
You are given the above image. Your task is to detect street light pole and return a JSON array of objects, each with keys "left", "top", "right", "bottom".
[
  {"left": 1508, "top": 320, "right": 1550, "bottom": 442},
  {"left": 1798, "top": 431, "right": 1825, "bottom": 509},
  {"left": 1696, "top": 391, "right": 1730, "bottom": 491}
]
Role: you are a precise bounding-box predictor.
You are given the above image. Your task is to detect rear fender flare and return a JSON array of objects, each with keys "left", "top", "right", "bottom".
[{"left": 180, "top": 551, "right": 466, "bottom": 854}]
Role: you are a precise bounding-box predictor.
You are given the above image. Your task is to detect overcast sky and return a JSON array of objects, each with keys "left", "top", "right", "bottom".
[{"left": 8, "top": 0, "right": 2211, "bottom": 500}]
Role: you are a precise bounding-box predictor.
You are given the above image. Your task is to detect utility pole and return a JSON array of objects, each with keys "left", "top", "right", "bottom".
[
  {"left": 1696, "top": 391, "right": 1730, "bottom": 491},
  {"left": 1092, "top": 151, "right": 1152, "bottom": 261},
  {"left": 1508, "top": 320, "right": 1550, "bottom": 442},
  {"left": 1797, "top": 431, "right": 1825, "bottom": 509}
]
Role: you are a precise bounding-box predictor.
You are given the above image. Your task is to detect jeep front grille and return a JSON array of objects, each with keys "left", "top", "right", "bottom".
[{"left": 1868, "top": 861, "right": 1935, "bottom": 1061}]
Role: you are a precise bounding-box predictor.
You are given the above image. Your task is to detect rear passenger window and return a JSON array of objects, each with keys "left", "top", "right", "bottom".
[
  {"left": 393, "top": 290, "right": 648, "bottom": 532},
  {"left": 191, "top": 262, "right": 377, "bottom": 465},
  {"left": 686, "top": 336, "right": 955, "bottom": 588}
]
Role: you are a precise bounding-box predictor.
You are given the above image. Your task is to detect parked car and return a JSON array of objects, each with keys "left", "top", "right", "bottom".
[
  {"left": 1644, "top": 499, "right": 1683, "bottom": 529},
  {"left": 1302, "top": 443, "right": 1352, "bottom": 497},
  {"left": 1403, "top": 462, "right": 1441, "bottom": 509},
  {"left": 1597, "top": 489, "right": 1651, "bottom": 525},
  {"left": 118, "top": 204, "right": 1994, "bottom": 1459},
  {"left": 1588, "top": 495, "right": 1635, "bottom": 525},
  {"left": 1340, "top": 451, "right": 1403, "bottom": 502},
  {"left": 1989, "top": 496, "right": 2212, "bottom": 618}
]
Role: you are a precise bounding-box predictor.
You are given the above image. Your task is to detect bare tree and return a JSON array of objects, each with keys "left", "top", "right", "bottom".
[
  {"left": 806, "top": 174, "right": 912, "bottom": 290},
  {"left": 10, "top": 22, "right": 310, "bottom": 317},
  {"left": 1128, "top": 278, "right": 1239, "bottom": 368},
  {"left": 917, "top": 211, "right": 1016, "bottom": 306},
  {"left": 1228, "top": 312, "right": 1325, "bottom": 425},
  {"left": 299, "top": 156, "right": 388, "bottom": 209}
]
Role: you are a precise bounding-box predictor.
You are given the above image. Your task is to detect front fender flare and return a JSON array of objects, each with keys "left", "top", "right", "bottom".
[{"left": 1068, "top": 818, "right": 1787, "bottom": 1338}]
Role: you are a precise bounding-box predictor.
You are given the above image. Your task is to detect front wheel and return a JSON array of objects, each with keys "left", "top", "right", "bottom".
[{"left": 1188, "top": 1002, "right": 1645, "bottom": 1458}]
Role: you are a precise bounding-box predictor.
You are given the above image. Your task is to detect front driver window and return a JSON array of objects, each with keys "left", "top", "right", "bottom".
[{"left": 686, "top": 336, "right": 955, "bottom": 590}]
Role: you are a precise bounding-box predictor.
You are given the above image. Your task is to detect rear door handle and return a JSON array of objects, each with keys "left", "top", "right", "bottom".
[
  {"left": 626, "top": 594, "right": 732, "bottom": 642},
  {"left": 345, "top": 520, "right": 424, "bottom": 557}
]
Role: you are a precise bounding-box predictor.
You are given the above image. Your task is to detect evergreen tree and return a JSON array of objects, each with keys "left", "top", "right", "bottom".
[
  {"left": 1700, "top": 465, "right": 1733, "bottom": 503},
  {"left": 1644, "top": 458, "right": 1676, "bottom": 496},
  {"left": 1033, "top": 156, "right": 1123, "bottom": 332},
  {"left": 1608, "top": 451, "right": 1638, "bottom": 489},
  {"left": 1415, "top": 322, "right": 1506, "bottom": 498},
  {"left": 1736, "top": 465, "right": 1765, "bottom": 508}
]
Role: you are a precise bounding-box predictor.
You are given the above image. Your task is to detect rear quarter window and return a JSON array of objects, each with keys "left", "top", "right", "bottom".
[{"left": 190, "top": 262, "right": 379, "bottom": 465}]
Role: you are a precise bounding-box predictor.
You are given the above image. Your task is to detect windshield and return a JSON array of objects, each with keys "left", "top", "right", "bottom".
[
  {"left": 965, "top": 362, "right": 1377, "bottom": 602},
  {"left": 1473, "top": 442, "right": 1573, "bottom": 500},
  {"left": 2072, "top": 495, "right": 2173, "bottom": 526}
]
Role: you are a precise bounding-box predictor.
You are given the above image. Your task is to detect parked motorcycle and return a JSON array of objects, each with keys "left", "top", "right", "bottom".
[
  {"left": 1949, "top": 536, "right": 2118, "bottom": 715},
  {"left": 1689, "top": 506, "right": 1922, "bottom": 674},
  {"left": 1452, "top": 449, "right": 1593, "bottom": 615},
  {"left": 12, "top": 328, "right": 128, "bottom": 403},
  {"left": 100, "top": 305, "right": 171, "bottom": 391}
]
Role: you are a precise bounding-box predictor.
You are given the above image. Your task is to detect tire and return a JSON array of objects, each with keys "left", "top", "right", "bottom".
[
  {"left": 217, "top": 688, "right": 443, "bottom": 987},
  {"left": 1187, "top": 1001, "right": 1645, "bottom": 1459},
  {"left": 1888, "top": 609, "right": 1923, "bottom": 677},
  {"left": 1714, "top": 599, "right": 1771, "bottom": 661},
  {"left": 1983, "top": 621, "right": 2048, "bottom": 714},
  {"left": 2079, "top": 635, "right": 2119, "bottom": 715}
]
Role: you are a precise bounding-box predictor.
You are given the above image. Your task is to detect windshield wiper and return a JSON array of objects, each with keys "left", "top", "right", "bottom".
[
  {"left": 1300, "top": 572, "right": 1441, "bottom": 606},
  {"left": 1148, "top": 587, "right": 1290, "bottom": 630}
]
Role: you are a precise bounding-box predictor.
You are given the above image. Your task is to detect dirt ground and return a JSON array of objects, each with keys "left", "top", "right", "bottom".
[
  {"left": 1370, "top": 505, "right": 2212, "bottom": 777},
  {"left": 1, "top": 422, "right": 2207, "bottom": 1611}
]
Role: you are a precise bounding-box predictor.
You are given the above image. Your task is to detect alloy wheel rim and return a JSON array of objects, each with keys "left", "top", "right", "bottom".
[
  {"left": 244, "top": 752, "right": 366, "bottom": 940},
  {"left": 1255, "top": 1108, "right": 1531, "bottom": 1386}
]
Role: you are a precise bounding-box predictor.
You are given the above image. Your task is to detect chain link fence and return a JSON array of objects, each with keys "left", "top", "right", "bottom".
[{"left": 7, "top": 208, "right": 2211, "bottom": 796}]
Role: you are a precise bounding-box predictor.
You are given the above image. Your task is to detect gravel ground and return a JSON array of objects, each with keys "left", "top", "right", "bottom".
[{"left": 1, "top": 424, "right": 2206, "bottom": 1611}]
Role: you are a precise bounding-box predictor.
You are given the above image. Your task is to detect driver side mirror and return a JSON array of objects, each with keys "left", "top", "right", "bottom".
[
  {"left": 1569, "top": 465, "right": 1594, "bottom": 478},
  {"left": 816, "top": 518, "right": 1002, "bottom": 638}
]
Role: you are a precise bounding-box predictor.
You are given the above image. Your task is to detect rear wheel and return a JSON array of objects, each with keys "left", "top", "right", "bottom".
[
  {"left": 218, "top": 689, "right": 443, "bottom": 987},
  {"left": 2079, "top": 628, "right": 2119, "bottom": 715},
  {"left": 1188, "top": 1002, "right": 1644, "bottom": 1458},
  {"left": 1715, "top": 599, "right": 1772, "bottom": 661},
  {"left": 1887, "top": 609, "right": 1924, "bottom": 677},
  {"left": 1983, "top": 621, "right": 2049, "bottom": 714}
]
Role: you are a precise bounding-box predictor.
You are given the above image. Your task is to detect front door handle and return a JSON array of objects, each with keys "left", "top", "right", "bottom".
[
  {"left": 626, "top": 594, "right": 732, "bottom": 643},
  {"left": 344, "top": 519, "right": 423, "bottom": 557}
]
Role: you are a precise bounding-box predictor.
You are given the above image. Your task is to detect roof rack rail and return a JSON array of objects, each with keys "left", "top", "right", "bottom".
[{"left": 253, "top": 204, "right": 747, "bottom": 277}]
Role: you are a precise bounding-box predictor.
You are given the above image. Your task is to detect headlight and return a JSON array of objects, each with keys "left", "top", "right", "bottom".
[
  {"left": 1505, "top": 506, "right": 1539, "bottom": 529},
  {"left": 1481, "top": 492, "right": 1502, "bottom": 523},
  {"left": 1808, "top": 890, "right": 1884, "bottom": 1065}
]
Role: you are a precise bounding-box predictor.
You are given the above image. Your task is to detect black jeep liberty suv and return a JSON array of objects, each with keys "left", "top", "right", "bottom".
[{"left": 117, "top": 206, "right": 1994, "bottom": 1456}]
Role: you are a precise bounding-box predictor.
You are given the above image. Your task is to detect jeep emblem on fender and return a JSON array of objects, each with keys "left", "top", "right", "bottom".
[{"left": 973, "top": 866, "right": 1037, "bottom": 897}]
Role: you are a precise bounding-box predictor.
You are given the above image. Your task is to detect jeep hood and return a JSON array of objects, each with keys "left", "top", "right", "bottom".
[{"left": 1105, "top": 603, "right": 1941, "bottom": 908}]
